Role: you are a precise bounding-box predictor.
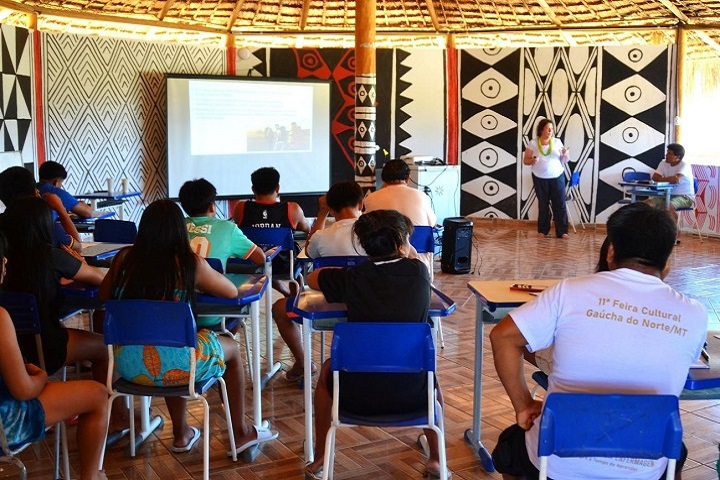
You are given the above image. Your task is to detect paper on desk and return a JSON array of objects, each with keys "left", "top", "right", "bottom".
[{"left": 690, "top": 358, "right": 710, "bottom": 369}]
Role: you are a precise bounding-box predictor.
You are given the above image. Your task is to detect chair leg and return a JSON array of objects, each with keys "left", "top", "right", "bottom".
[
  {"left": 202, "top": 397, "right": 210, "bottom": 480},
  {"left": 566, "top": 199, "right": 577, "bottom": 233},
  {"left": 218, "top": 378, "right": 237, "bottom": 461},
  {"left": 240, "top": 320, "right": 254, "bottom": 382},
  {"left": 322, "top": 426, "right": 337, "bottom": 480}
]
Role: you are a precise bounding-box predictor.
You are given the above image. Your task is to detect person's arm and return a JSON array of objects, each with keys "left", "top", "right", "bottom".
[
  {"left": 304, "top": 195, "right": 330, "bottom": 255},
  {"left": 70, "top": 200, "right": 94, "bottom": 218},
  {"left": 72, "top": 262, "right": 106, "bottom": 286},
  {"left": 232, "top": 201, "right": 245, "bottom": 225},
  {"left": 0, "top": 308, "right": 47, "bottom": 400},
  {"left": 654, "top": 171, "right": 683, "bottom": 184},
  {"left": 489, "top": 314, "right": 543, "bottom": 430},
  {"left": 43, "top": 192, "right": 82, "bottom": 251},
  {"left": 246, "top": 245, "right": 267, "bottom": 266},
  {"left": 523, "top": 145, "right": 538, "bottom": 166},
  {"left": 195, "top": 255, "right": 238, "bottom": 298},
  {"left": 289, "top": 202, "right": 311, "bottom": 233}
]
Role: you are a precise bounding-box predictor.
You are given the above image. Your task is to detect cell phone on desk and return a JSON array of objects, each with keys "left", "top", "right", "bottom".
[{"left": 510, "top": 283, "right": 547, "bottom": 293}]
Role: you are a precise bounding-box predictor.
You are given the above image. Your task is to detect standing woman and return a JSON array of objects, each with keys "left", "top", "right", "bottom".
[{"left": 523, "top": 118, "right": 570, "bottom": 239}]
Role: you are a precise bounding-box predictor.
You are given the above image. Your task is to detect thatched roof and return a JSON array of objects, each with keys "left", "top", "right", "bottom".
[{"left": 0, "top": 0, "right": 719, "bottom": 54}]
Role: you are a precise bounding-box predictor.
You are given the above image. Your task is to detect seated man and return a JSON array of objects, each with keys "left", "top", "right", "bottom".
[
  {"left": 364, "top": 159, "right": 437, "bottom": 279},
  {"left": 489, "top": 202, "right": 707, "bottom": 480},
  {"left": 179, "top": 178, "right": 266, "bottom": 328},
  {"left": 274, "top": 180, "right": 367, "bottom": 381},
  {"left": 37, "top": 161, "right": 94, "bottom": 218},
  {"left": 650, "top": 143, "right": 695, "bottom": 242},
  {"left": 0, "top": 166, "right": 82, "bottom": 253},
  {"left": 233, "top": 166, "right": 311, "bottom": 297}
]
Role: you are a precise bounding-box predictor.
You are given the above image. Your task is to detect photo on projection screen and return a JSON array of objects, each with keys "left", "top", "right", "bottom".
[{"left": 166, "top": 75, "right": 331, "bottom": 198}]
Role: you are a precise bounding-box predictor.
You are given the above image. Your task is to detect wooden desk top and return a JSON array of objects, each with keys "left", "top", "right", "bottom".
[{"left": 467, "top": 279, "right": 561, "bottom": 311}]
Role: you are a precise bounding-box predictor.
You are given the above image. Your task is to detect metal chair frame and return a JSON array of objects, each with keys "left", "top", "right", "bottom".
[{"left": 100, "top": 300, "right": 237, "bottom": 480}]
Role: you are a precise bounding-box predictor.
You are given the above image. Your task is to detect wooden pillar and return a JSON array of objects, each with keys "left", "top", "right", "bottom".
[
  {"left": 675, "top": 26, "right": 685, "bottom": 142},
  {"left": 354, "top": 0, "right": 377, "bottom": 192},
  {"left": 30, "top": 12, "right": 47, "bottom": 165}
]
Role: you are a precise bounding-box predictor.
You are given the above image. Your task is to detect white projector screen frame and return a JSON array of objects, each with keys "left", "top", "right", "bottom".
[{"left": 166, "top": 75, "right": 331, "bottom": 198}]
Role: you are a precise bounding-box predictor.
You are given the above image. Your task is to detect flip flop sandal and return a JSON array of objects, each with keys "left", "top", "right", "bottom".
[{"left": 171, "top": 426, "right": 201, "bottom": 453}]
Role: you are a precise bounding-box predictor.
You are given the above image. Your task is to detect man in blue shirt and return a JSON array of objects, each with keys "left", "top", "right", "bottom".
[{"left": 37, "top": 161, "right": 93, "bottom": 218}]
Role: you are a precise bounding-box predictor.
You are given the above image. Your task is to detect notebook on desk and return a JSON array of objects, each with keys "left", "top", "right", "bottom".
[{"left": 81, "top": 242, "right": 129, "bottom": 258}]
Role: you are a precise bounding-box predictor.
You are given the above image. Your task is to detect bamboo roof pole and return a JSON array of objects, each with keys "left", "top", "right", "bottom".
[{"left": 354, "top": 0, "right": 377, "bottom": 191}]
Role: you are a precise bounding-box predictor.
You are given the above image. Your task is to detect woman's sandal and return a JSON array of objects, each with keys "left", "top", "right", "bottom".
[{"left": 304, "top": 463, "right": 323, "bottom": 480}]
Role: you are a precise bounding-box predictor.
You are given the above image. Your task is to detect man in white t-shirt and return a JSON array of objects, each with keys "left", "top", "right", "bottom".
[
  {"left": 490, "top": 202, "right": 707, "bottom": 480},
  {"left": 274, "top": 181, "right": 366, "bottom": 381},
  {"left": 651, "top": 143, "right": 696, "bottom": 210},
  {"left": 364, "top": 159, "right": 437, "bottom": 278}
]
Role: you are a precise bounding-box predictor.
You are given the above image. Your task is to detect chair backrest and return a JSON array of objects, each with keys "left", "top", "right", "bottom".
[
  {"left": 409, "top": 226, "right": 437, "bottom": 254},
  {"left": 0, "top": 292, "right": 45, "bottom": 370},
  {"left": 568, "top": 171, "right": 580, "bottom": 188},
  {"left": 206, "top": 257, "right": 224, "bottom": 273},
  {"left": 239, "top": 227, "right": 295, "bottom": 251},
  {"left": 93, "top": 219, "right": 138, "bottom": 244},
  {"left": 103, "top": 300, "right": 196, "bottom": 348},
  {"left": 693, "top": 177, "right": 699, "bottom": 196},
  {"left": 312, "top": 255, "right": 368, "bottom": 269},
  {"left": 622, "top": 170, "right": 651, "bottom": 182},
  {"left": 331, "top": 322, "right": 435, "bottom": 374},
  {"left": 538, "top": 392, "right": 683, "bottom": 460},
  {"left": 0, "top": 292, "right": 41, "bottom": 335}
]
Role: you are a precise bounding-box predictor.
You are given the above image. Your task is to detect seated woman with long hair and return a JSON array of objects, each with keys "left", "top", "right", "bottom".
[
  {"left": 304, "top": 209, "right": 447, "bottom": 479},
  {"left": 0, "top": 231, "right": 109, "bottom": 480},
  {"left": 99, "top": 199, "right": 277, "bottom": 453},
  {"left": 0, "top": 197, "right": 108, "bottom": 385}
]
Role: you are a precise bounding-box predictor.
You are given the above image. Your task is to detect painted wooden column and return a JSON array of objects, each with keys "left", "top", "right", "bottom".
[
  {"left": 28, "top": 12, "right": 47, "bottom": 165},
  {"left": 354, "top": 0, "right": 377, "bottom": 192},
  {"left": 675, "top": 26, "right": 685, "bottom": 142}
]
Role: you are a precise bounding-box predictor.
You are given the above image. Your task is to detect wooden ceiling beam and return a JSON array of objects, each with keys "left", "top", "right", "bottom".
[
  {"left": 424, "top": 0, "right": 440, "bottom": 31},
  {"left": 157, "top": 0, "right": 177, "bottom": 21},
  {"left": 226, "top": 0, "right": 246, "bottom": 32},
  {"left": 300, "top": 0, "right": 311, "bottom": 29},
  {"left": 694, "top": 30, "right": 720, "bottom": 55},
  {"left": 535, "top": 0, "right": 563, "bottom": 27},
  {"left": 656, "top": 0, "right": 689, "bottom": 23}
]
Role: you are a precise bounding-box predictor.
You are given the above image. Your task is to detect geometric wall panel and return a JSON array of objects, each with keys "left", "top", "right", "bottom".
[
  {"left": 0, "top": 24, "right": 32, "bottom": 155},
  {"left": 43, "top": 32, "right": 225, "bottom": 222}
]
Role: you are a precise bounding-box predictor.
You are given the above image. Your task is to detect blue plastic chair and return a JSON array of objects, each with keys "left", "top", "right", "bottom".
[
  {"left": 0, "top": 292, "right": 70, "bottom": 480},
  {"left": 618, "top": 170, "right": 652, "bottom": 205},
  {"left": 566, "top": 171, "right": 584, "bottom": 233},
  {"left": 537, "top": 392, "right": 683, "bottom": 480},
  {"left": 409, "top": 225, "right": 439, "bottom": 255},
  {"left": 100, "top": 300, "right": 237, "bottom": 479},
  {"left": 409, "top": 226, "right": 445, "bottom": 348},
  {"left": 677, "top": 177, "right": 704, "bottom": 242},
  {"left": 323, "top": 322, "right": 448, "bottom": 480},
  {"left": 93, "top": 219, "right": 137, "bottom": 244},
  {"left": 0, "top": 416, "right": 28, "bottom": 479},
  {"left": 312, "top": 255, "right": 368, "bottom": 269}
]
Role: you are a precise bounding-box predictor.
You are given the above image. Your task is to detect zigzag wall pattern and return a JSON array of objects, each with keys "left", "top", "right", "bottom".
[
  {"left": 0, "top": 24, "right": 32, "bottom": 154},
  {"left": 42, "top": 32, "right": 225, "bottom": 222}
]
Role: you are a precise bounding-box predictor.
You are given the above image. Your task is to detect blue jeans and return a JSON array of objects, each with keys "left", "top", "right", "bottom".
[{"left": 532, "top": 173, "right": 567, "bottom": 237}]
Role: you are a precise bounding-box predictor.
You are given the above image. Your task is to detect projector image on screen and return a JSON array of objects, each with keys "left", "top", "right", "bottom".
[{"left": 166, "top": 75, "right": 331, "bottom": 199}]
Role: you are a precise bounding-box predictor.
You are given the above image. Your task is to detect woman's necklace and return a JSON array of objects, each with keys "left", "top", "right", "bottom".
[{"left": 539, "top": 137, "right": 553, "bottom": 156}]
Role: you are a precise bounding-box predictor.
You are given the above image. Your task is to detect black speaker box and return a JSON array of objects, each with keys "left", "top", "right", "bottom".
[{"left": 441, "top": 217, "right": 473, "bottom": 274}]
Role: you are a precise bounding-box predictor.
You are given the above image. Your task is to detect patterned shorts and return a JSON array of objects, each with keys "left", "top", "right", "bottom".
[{"left": 114, "top": 329, "right": 226, "bottom": 386}]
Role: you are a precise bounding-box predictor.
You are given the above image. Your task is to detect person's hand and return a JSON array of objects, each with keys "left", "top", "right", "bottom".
[
  {"left": 25, "top": 363, "right": 47, "bottom": 379},
  {"left": 317, "top": 195, "right": 329, "bottom": 214},
  {"left": 532, "top": 156, "right": 539, "bottom": 165},
  {"left": 516, "top": 398, "right": 543, "bottom": 430}
]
